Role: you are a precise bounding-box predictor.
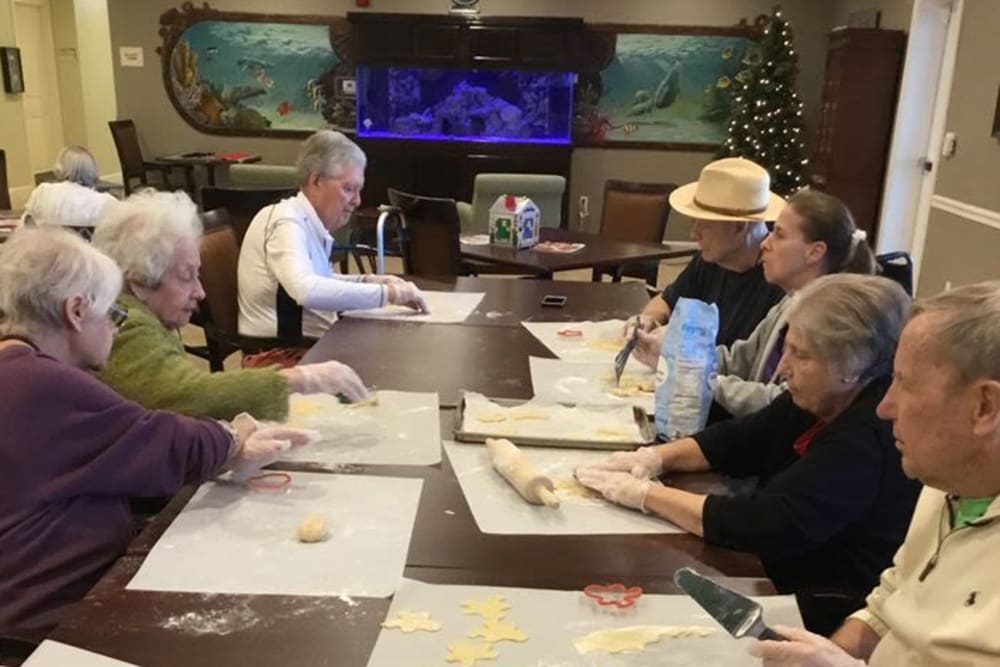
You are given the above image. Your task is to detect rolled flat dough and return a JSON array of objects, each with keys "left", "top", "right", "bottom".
[
  {"left": 573, "top": 625, "right": 715, "bottom": 654},
  {"left": 381, "top": 609, "right": 441, "bottom": 633},
  {"left": 445, "top": 641, "right": 498, "bottom": 667},
  {"left": 295, "top": 514, "right": 329, "bottom": 543},
  {"left": 346, "top": 394, "right": 380, "bottom": 409}
]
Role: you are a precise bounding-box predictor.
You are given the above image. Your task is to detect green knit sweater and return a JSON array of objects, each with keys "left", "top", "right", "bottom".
[{"left": 96, "top": 294, "right": 290, "bottom": 420}]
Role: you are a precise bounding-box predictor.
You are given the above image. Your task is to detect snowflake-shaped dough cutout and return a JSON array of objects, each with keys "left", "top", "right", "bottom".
[
  {"left": 468, "top": 618, "right": 529, "bottom": 643},
  {"left": 459, "top": 595, "right": 510, "bottom": 621},
  {"left": 381, "top": 609, "right": 441, "bottom": 633},
  {"left": 446, "top": 641, "right": 498, "bottom": 667}
]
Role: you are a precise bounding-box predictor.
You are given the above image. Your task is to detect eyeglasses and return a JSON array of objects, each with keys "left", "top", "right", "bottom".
[{"left": 107, "top": 304, "right": 129, "bottom": 329}]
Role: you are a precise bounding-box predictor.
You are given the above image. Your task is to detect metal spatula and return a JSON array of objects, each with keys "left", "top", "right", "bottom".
[
  {"left": 674, "top": 567, "right": 787, "bottom": 641},
  {"left": 613, "top": 322, "right": 641, "bottom": 385}
]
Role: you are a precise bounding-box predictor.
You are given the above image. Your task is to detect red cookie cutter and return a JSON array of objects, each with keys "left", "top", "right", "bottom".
[
  {"left": 247, "top": 472, "right": 291, "bottom": 491},
  {"left": 556, "top": 329, "right": 584, "bottom": 338},
  {"left": 583, "top": 582, "right": 644, "bottom": 608}
]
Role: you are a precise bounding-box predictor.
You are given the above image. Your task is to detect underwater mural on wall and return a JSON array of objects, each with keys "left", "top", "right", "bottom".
[
  {"left": 574, "top": 28, "right": 759, "bottom": 149},
  {"left": 159, "top": 6, "right": 354, "bottom": 137}
]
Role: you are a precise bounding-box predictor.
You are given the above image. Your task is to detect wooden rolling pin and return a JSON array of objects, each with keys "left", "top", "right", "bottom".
[{"left": 486, "top": 438, "right": 560, "bottom": 508}]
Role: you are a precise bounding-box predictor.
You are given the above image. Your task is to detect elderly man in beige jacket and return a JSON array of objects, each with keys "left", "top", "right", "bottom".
[{"left": 752, "top": 280, "right": 1000, "bottom": 666}]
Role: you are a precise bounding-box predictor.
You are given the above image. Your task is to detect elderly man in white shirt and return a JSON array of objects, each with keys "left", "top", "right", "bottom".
[
  {"left": 238, "top": 130, "right": 428, "bottom": 338},
  {"left": 21, "top": 146, "right": 116, "bottom": 230}
]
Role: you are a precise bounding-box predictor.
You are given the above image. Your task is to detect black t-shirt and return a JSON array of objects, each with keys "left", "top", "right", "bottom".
[{"left": 660, "top": 253, "right": 784, "bottom": 346}]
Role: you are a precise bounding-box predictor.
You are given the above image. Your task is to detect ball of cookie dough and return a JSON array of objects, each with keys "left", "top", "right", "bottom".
[{"left": 296, "top": 514, "right": 329, "bottom": 543}]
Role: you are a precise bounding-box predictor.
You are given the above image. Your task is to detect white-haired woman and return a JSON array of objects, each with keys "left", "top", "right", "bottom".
[
  {"left": 92, "top": 189, "right": 369, "bottom": 421},
  {"left": 0, "top": 227, "right": 311, "bottom": 637},
  {"left": 20, "top": 145, "right": 116, "bottom": 230},
  {"left": 578, "top": 274, "right": 921, "bottom": 635}
]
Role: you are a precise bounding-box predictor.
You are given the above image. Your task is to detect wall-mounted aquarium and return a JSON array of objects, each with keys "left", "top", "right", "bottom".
[{"left": 356, "top": 66, "right": 574, "bottom": 144}]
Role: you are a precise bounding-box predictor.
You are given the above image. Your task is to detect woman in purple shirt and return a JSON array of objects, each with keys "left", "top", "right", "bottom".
[{"left": 0, "top": 227, "right": 311, "bottom": 640}]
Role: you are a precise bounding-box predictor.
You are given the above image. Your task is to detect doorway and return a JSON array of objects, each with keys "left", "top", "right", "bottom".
[
  {"left": 876, "top": 0, "right": 963, "bottom": 291},
  {"left": 13, "top": 0, "right": 65, "bottom": 176}
]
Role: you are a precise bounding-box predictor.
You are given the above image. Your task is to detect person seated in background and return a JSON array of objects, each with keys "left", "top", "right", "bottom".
[
  {"left": 20, "top": 145, "right": 117, "bottom": 232},
  {"left": 635, "top": 189, "right": 877, "bottom": 418},
  {"left": 753, "top": 281, "right": 1000, "bottom": 666},
  {"left": 237, "top": 130, "right": 429, "bottom": 340},
  {"left": 0, "top": 227, "right": 311, "bottom": 638},
  {"left": 578, "top": 274, "right": 920, "bottom": 635},
  {"left": 92, "top": 189, "right": 369, "bottom": 421},
  {"left": 632, "top": 157, "right": 785, "bottom": 347}
]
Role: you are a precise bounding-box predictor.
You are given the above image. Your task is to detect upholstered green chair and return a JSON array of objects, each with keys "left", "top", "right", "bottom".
[{"left": 456, "top": 173, "right": 566, "bottom": 233}]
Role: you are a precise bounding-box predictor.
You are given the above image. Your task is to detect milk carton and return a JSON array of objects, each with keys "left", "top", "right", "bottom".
[{"left": 488, "top": 195, "right": 540, "bottom": 249}]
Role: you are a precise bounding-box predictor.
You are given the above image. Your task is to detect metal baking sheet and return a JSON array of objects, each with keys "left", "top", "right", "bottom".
[
  {"left": 444, "top": 441, "right": 682, "bottom": 535},
  {"left": 281, "top": 390, "right": 441, "bottom": 466},
  {"left": 366, "top": 577, "right": 802, "bottom": 667},
  {"left": 454, "top": 391, "right": 655, "bottom": 450},
  {"left": 127, "top": 472, "right": 422, "bottom": 598}
]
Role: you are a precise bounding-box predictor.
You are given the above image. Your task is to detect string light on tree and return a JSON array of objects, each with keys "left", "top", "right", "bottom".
[{"left": 716, "top": 5, "right": 808, "bottom": 195}]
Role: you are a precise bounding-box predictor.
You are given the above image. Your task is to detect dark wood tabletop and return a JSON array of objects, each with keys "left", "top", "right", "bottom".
[
  {"left": 44, "top": 277, "right": 771, "bottom": 666},
  {"left": 460, "top": 228, "right": 694, "bottom": 278}
]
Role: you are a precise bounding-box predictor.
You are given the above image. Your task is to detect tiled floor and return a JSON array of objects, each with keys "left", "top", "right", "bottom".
[{"left": 180, "top": 257, "right": 688, "bottom": 372}]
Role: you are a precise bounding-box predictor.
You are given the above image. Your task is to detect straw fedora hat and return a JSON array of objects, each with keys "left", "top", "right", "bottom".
[{"left": 668, "top": 157, "right": 786, "bottom": 222}]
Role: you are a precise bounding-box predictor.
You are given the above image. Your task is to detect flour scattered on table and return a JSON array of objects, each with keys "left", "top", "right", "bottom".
[
  {"left": 381, "top": 609, "right": 442, "bottom": 633},
  {"left": 573, "top": 625, "right": 715, "bottom": 654}
]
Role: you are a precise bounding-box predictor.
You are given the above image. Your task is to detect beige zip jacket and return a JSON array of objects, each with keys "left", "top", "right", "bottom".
[{"left": 852, "top": 486, "right": 1000, "bottom": 666}]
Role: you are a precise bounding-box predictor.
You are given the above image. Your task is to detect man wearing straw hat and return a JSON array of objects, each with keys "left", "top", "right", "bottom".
[{"left": 635, "top": 157, "right": 785, "bottom": 346}]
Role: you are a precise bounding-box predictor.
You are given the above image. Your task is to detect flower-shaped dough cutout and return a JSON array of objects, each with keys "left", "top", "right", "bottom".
[
  {"left": 468, "top": 618, "right": 529, "bottom": 643},
  {"left": 459, "top": 595, "right": 510, "bottom": 621},
  {"left": 381, "top": 609, "right": 441, "bottom": 633}
]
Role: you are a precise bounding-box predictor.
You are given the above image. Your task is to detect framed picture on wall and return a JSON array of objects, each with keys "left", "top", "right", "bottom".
[{"left": 1, "top": 47, "right": 24, "bottom": 94}]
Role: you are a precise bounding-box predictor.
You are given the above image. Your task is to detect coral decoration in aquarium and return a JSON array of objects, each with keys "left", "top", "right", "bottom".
[{"left": 357, "top": 66, "right": 573, "bottom": 144}]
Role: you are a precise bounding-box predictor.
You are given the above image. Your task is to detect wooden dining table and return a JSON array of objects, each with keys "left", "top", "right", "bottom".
[{"left": 46, "top": 277, "right": 772, "bottom": 666}]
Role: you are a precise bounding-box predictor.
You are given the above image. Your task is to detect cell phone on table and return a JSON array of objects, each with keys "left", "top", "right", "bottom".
[{"left": 540, "top": 295, "right": 567, "bottom": 308}]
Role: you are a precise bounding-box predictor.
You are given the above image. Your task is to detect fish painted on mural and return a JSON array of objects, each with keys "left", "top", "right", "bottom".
[
  {"left": 276, "top": 101, "right": 293, "bottom": 116},
  {"left": 721, "top": 47, "right": 734, "bottom": 60}
]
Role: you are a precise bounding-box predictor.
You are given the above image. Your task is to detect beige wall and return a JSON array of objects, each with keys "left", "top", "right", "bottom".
[
  {"left": 73, "top": 0, "right": 118, "bottom": 175},
  {"left": 831, "top": 0, "right": 914, "bottom": 30},
  {"left": 0, "top": 1, "right": 34, "bottom": 206},
  {"left": 106, "top": 0, "right": 835, "bottom": 238},
  {"left": 917, "top": 0, "right": 1000, "bottom": 296}
]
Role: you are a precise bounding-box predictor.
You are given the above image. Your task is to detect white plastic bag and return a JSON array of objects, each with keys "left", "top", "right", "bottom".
[{"left": 654, "top": 297, "right": 719, "bottom": 439}]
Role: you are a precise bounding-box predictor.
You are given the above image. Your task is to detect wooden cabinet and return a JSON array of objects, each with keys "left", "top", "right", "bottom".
[{"left": 810, "top": 28, "right": 906, "bottom": 241}]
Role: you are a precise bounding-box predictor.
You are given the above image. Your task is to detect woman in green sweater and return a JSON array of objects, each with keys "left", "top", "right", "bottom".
[{"left": 92, "top": 189, "right": 367, "bottom": 421}]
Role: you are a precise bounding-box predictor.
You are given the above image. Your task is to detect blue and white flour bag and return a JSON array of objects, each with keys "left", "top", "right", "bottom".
[{"left": 654, "top": 297, "right": 719, "bottom": 440}]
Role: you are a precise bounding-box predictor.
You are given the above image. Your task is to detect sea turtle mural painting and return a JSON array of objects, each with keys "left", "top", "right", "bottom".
[
  {"left": 575, "top": 31, "right": 759, "bottom": 148},
  {"left": 160, "top": 10, "right": 355, "bottom": 136}
]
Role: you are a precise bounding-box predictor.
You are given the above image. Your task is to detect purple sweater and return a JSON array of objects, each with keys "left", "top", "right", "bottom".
[{"left": 0, "top": 346, "right": 232, "bottom": 636}]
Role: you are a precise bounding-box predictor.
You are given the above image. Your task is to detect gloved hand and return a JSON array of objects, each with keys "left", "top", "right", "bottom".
[
  {"left": 289, "top": 361, "right": 368, "bottom": 402},
  {"left": 584, "top": 445, "right": 664, "bottom": 478},
  {"left": 387, "top": 281, "right": 430, "bottom": 313},
  {"left": 748, "top": 625, "right": 867, "bottom": 667},
  {"left": 633, "top": 327, "right": 664, "bottom": 370},
  {"left": 363, "top": 274, "right": 406, "bottom": 286},
  {"left": 225, "top": 414, "right": 315, "bottom": 482},
  {"left": 574, "top": 467, "right": 651, "bottom": 511},
  {"left": 623, "top": 315, "right": 659, "bottom": 338}
]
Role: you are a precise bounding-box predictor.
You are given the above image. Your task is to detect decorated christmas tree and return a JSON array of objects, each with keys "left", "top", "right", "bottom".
[{"left": 717, "top": 7, "right": 808, "bottom": 196}]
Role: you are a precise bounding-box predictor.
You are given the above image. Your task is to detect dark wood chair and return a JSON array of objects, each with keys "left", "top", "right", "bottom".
[
  {"left": 387, "top": 188, "right": 469, "bottom": 277},
  {"left": 108, "top": 119, "right": 175, "bottom": 195},
  {"left": 876, "top": 251, "right": 914, "bottom": 296},
  {"left": 0, "top": 148, "right": 12, "bottom": 210},
  {"left": 592, "top": 180, "right": 677, "bottom": 288},
  {"left": 196, "top": 217, "right": 312, "bottom": 371},
  {"left": 200, "top": 185, "right": 296, "bottom": 247}
]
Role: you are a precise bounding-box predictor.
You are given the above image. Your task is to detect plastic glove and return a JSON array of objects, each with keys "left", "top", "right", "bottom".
[
  {"left": 227, "top": 424, "right": 315, "bottom": 482},
  {"left": 363, "top": 274, "right": 406, "bottom": 286},
  {"left": 584, "top": 446, "right": 664, "bottom": 478},
  {"left": 292, "top": 361, "right": 368, "bottom": 402},
  {"left": 387, "top": 281, "right": 430, "bottom": 313},
  {"left": 748, "top": 625, "right": 867, "bottom": 667},
  {"left": 574, "top": 467, "right": 651, "bottom": 511},
  {"left": 633, "top": 327, "right": 664, "bottom": 370},
  {"left": 623, "top": 315, "right": 659, "bottom": 338}
]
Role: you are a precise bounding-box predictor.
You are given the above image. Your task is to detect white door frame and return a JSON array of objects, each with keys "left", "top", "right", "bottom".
[{"left": 885, "top": 0, "right": 964, "bottom": 291}]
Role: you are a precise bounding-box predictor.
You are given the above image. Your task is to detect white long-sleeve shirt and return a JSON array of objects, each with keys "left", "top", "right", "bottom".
[
  {"left": 237, "top": 192, "right": 385, "bottom": 338},
  {"left": 21, "top": 181, "right": 116, "bottom": 228}
]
